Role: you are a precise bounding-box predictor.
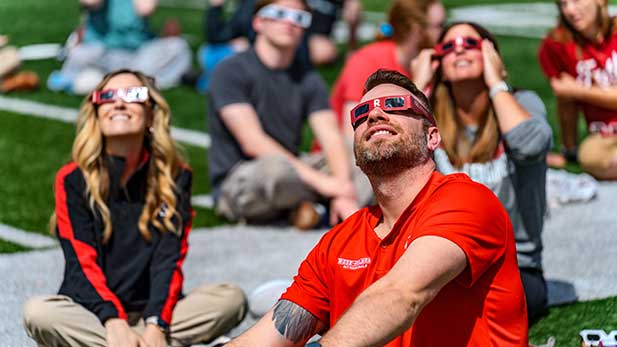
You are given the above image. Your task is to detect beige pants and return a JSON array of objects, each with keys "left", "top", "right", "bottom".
[
  {"left": 216, "top": 155, "right": 373, "bottom": 223},
  {"left": 578, "top": 134, "right": 617, "bottom": 180},
  {"left": 23, "top": 283, "right": 247, "bottom": 347}
]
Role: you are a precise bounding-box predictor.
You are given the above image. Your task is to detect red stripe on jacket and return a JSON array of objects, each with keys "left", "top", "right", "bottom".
[
  {"left": 55, "top": 163, "right": 127, "bottom": 320},
  {"left": 159, "top": 210, "right": 193, "bottom": 323}
]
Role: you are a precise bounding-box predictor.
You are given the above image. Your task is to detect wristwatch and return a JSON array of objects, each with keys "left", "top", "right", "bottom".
[
  {"left": 489, "top": 81, "right": 512, "bottom": 99},
  {"left": 145, "top": 316, "right": 168, "bottom": 333}
]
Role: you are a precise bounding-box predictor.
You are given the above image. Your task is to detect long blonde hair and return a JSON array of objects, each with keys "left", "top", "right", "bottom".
[
  {"left": 430, "top": 22, "right": 501, "bottom": 167},
  {"left": 52, "top": 70, "right": 185, "bottom": 243}
]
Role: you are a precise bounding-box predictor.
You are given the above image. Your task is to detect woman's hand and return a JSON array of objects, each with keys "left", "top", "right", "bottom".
[
  {"left": 143, "top": 324, "right": 167, "bottom": 347},
  {"left": 411, "top": 49, "right": 439, "bottom": 92},
  {"left": 105, "top": 319, "right": 148, "bottom": 347},
  {"left": 482, "top": 39, "right": 507, "bottom": 89}
]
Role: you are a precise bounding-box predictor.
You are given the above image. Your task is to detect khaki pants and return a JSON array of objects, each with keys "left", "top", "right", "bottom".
[
  {"left": 578, "top": 134, "right": 617, "bottom": 180},
  {"left": 216, "top": 155, "right": 373, "bottom": 223},
  {"left": 23, "top": 283, "right": 247, "bottom": 347}
]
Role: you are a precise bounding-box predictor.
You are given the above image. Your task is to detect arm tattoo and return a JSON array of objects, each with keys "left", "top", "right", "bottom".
[{"left": 272, "top": 300, "right": 319, "bottom": 343}]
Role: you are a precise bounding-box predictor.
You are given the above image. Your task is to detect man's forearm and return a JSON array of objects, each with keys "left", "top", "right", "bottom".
[{"left": 319, "top": 284, "right": 423, "bottom": 347}]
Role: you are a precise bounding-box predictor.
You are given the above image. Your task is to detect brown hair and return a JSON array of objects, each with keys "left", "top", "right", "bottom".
[
  {"left": 364, "top": 69, "right": 434, "bottom": 129},
  {"left": 388, "top": 0, "right": 440, "bottom": 44},
  {"left": 430, "top": 22, "right": 501, "bottom": 167},
  {"left": 554, "top": 0, "right": 614, "bottom": 47},
  {"left": 253, "top": 0, "right": 309, "bottom": 15}
]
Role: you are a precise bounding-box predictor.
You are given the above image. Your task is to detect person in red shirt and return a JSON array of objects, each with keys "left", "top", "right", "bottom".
[
  {"left": 226, "top": 69, "right": 528, "bottom": 347},
  {"left": 538, "top": 0, "right": 617, "bottom": 179},
  {"left": 328, "top": 0, "right": 446, "bottom": 142}
]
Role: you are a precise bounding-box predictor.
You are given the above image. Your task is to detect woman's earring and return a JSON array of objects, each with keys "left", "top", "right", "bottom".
[{"left": 149, "top": 126, "right": 154, "bottom": 133}]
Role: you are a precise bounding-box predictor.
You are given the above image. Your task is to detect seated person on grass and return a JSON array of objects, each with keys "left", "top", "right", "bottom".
[
  {"left": 23, "top": 70, "right": 246, "bottom": 347},
  {"left": 414, "top": 21, "right": 552, "bottom": 321},
  {"left": 207, "top": 0, "right": 371, "bottom": 230},
  {"left": 539, "top": 0, "right": 617, "bottom": 179},
  {"left": 225, "top": 69, "right": 529, "bottom": 347},
  {"left": 48, "top": 0, "right": 192, "bottom": 95}
]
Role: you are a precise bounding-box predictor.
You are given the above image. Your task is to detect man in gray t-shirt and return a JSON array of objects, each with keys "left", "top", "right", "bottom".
[{"left": 208, "top": 0, "right": 364, "bottom": 228}]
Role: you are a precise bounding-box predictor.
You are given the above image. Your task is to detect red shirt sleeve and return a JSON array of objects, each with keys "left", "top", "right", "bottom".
[
  {"left": 280, "top": 237, "right": 331, "bottom": 324},
  {"left": 538, "top": 35, "right": 569, "bottom": 78},
  {"left": 410, "top": 178, "right": 510, "bottom": 288}
]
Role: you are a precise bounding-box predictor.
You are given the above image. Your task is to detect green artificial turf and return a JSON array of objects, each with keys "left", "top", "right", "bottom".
[
  {"left": 1, "top": 0, "right": 616, "bottom": 343},
  {"left": 0, "top": 238, "right": 29, "bottom": 253}
]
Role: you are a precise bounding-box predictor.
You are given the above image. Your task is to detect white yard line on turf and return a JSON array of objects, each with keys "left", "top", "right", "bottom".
[
  {"left": 0, "top": 223, "right": 56, "bottom": 249},
  {"left": 0, "top": 95, "right": 211, "bottom": 148}
]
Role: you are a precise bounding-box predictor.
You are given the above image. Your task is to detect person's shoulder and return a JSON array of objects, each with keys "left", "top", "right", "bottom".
[
  {"left": 349, "top": 40, "right": 394, "bottom": 63},
  {"left": 212, "top": 50, "right": 254, "bottom": 76},
  {"left": 55, "top": 162, "right": 86, "bottom": 191},
  {"left": 543, "top": 25, "right": 573, "bottom": 45},
  {"left": 431, "top": 173, "right": 499, "bottom": 206},
  {"left": 56, "top": 162, "right": 82, "bottom": 182}
]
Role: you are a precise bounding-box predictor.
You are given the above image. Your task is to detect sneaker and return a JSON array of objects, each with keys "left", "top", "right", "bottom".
[
  {"left": 0, "top": 71, "right": 39, "bottom": 93},
  {"left": 289, "top": 201, "right": 323, "bottom": 231}
]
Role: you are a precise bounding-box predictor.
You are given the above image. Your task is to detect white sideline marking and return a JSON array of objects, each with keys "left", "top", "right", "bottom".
[
  {"left": 192, "top": 194, "right": 214, "bottom": 209},
  {"left": 0, "top": 95, "right": 211, "bottom": 148},
  {"left": 0, "top": 223, "right": 56, "bottom": 249}
]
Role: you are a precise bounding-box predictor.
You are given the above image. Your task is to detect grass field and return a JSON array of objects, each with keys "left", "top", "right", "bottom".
[{"left": 1, "top": 0, "right": 615, "bottom": 344}]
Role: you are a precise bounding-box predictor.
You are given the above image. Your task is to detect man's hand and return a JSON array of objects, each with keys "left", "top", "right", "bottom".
[
  {"left": 550, "top": 73, "right": 580, "bottom": 99},
  {"left": 329, "top": 196, "right": 359, "bottom": 226},
  {"left": 105, "top": 318, "right": 148, "bottom": 347},
  {"left": 411, "top": 49, "right": 439, "bottom": 92},
  {"left": 143, "top": 324, "right": 167, "bottom": 347},
  {"left": 482, "top": 40, "right": 507, "bottom": 89}
]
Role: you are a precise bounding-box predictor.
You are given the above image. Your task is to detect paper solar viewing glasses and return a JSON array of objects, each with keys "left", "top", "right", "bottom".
[
  {"left": 257, "top": 4, "right": 312, "bottom": 29},
  {"left": 580, "top": 329, "right": 617, "bottom": 347},
  {"left": 350, "top": 94, "right": 435, "bottom": 130},
  {"left": 92, "top": 87, "right": 149, "bottom": 105},
  {"left": 433, "top": 36, "right": 483, "bottom": 59}
]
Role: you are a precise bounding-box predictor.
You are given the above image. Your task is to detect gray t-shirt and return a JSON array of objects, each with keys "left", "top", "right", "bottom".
[
  {"left": 435, "top": 90, "right": 552, "bottom": 270},
  {"left": 207, "top": 48, "right": 330, "bottom": 197}
]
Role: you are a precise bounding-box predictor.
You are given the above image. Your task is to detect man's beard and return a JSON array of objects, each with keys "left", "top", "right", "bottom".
[{"left": 354, "top": 125, "right": 430, "bottom": 177}]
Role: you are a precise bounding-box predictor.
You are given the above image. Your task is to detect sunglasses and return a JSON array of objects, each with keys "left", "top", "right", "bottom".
[
  {"left": 433, "top": 36, "right": 482, "bottom": 58},
  {"left": 92, "top": 86, "right": 149, "bottom": 105},
  {"left": 350, "top": 94, "right": 435, "bottom": 130},
  {"left": 580, "top": 329, "right": 617, "bottom": 346},
  {"left": 257, "top": 4, "right": 312, "bottom": 29}
]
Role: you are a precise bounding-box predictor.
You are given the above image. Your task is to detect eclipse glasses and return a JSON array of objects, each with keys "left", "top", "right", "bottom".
[
  {"left": 257, "top": 4, "right": 312, "bottom": 29},
  {"left": 92, "top": 87, "right": 149, "bottom": 105},
  {"left": 580, "top": 329, "right": 617, "bottom": 347},
  {"left": 433, "top": 36, "right": 483, "bottom": 58},
  {"left": 350, "top": 94, "right": 435, "bottom": 130}
]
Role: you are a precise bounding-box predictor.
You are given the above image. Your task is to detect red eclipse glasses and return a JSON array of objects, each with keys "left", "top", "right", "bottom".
[
  {"left": 92, "top": 86, "right": 149, "bottom": 105},
  {"left": 350, "top": 94, "right": 435, "bottom": 130},
  {"left": 433, "top": 36, "right": 482, "bottom": 58}
]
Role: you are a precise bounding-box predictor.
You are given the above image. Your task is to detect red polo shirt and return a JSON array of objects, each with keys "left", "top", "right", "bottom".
[{"left": 281, "top": 172, "right": 528, "bottom": 346}]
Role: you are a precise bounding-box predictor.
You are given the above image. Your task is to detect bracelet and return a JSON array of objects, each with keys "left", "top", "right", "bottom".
[
  {"left": 560, "top": 147, "right": 578, "bottom": 163},
  {"left": 489, "top": 81, "right": 511, "bottom": 99}
]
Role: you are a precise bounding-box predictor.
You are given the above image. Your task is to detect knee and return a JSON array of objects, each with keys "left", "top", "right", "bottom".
[
  {"left": 23, "top": 296, "right": 56, "bottom": 332},
  {"left": 213, "top": 283, "right": 248, "bottom": 322},
  {"left": 257, "top": 155, "right": 294, "bottom": 180}
]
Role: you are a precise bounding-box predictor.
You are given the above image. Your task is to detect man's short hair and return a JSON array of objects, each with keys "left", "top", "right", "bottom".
[
  {"left": 363, "top": 69, "right": 433, "bottom": 117},
  {"left": 253, "top": 0, "right": 310, "bottom": 15}
]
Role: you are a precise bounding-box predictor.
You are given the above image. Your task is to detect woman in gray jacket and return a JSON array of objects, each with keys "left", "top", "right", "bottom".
[{"left": 412, "top": 21, "right": 552, "bottom": 321}]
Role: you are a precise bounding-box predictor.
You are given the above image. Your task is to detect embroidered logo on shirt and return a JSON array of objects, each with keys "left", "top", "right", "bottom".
[{"left": 337, "top": 257, "right": 371, "bottom": 270}]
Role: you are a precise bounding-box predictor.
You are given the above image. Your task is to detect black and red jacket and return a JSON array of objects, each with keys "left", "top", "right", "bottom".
[{"left": 54, "top": 153, "right": 193, "bottom": 329}]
